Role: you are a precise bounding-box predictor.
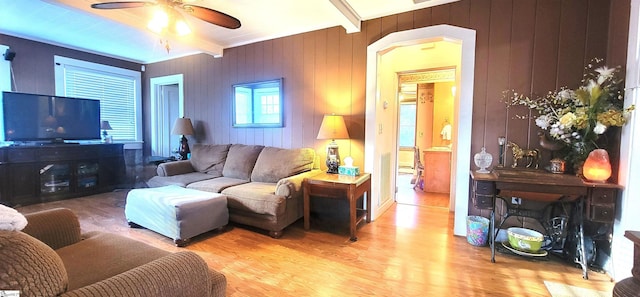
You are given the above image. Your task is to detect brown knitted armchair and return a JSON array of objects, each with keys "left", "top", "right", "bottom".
[{"left": 0, "top": 208, "right": 226, "bottom": 297}]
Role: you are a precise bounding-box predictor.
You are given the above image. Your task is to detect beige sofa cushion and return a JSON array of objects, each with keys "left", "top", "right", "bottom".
[
  {"left": 222, "top": 182, "right": 286, "bottom": 216},
  {"left": 251, "top": 147, "right": 316, "bottom": 183},
  {"left": 187, "top": 176, "right": 250, "bottom": 193},
  {"left": 222, "top": 144, "right": 264, "bottom": 180},
  {"left": 190, "top": 144, "right": 231, "bottom": 176},
  {"left": 147, "top": 172, "right": 215, "bottom": 188},
  {"left": 56, "top": 231, "right": 171, "bottom": 290}
]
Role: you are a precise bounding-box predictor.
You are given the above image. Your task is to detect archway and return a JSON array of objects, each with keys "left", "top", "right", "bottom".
[{"left": 364, "top": 25, "right": 476, "bottom": 236}]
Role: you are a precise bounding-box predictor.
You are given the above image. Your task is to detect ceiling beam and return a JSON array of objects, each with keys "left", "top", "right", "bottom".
[{"left": 328, "top": 0, "right": 361, "bottom": 33}]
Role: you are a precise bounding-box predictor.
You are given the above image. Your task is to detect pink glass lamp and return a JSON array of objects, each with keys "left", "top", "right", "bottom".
[{"left": 582, "top": 149, "right": 612, "bottom": 183}]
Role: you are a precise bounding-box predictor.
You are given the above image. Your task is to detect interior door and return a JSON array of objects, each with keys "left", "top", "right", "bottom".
[
  {"left": 150, "top": 74, "right": 184, "bottom": 158},
  {"left": 160, "top": 84, "right": 180, "bottom": 157}
]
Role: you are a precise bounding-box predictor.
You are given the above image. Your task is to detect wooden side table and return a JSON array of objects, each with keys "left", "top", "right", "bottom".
[
  {"left": 303, "top": 172, "right": 371, "bottom": 241},
  {"left": 613, "top": 231, "right": 640, "bottom": 297}
]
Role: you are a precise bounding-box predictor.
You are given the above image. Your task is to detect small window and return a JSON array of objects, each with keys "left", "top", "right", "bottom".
[
  {"left": 232, "top": 78, "right": 283, "bottom": 127},
  {"left": 399, "top": 102, "right": 417, "bottom": 148}
]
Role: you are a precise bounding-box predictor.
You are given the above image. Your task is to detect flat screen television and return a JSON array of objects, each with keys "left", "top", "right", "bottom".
[{"left": 2, "top": 91, "right": 101, "bottom": 142}]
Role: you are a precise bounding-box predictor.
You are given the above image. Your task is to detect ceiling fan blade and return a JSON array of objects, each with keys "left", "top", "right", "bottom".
[
  {"left": 91, "top": 1, "right": 154, "bottom": 9},
  {"left": 181, "top": 4, "right": 241, "bottom": 29}
]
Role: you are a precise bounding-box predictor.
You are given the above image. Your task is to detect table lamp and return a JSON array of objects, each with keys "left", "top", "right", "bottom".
[
  {"left": 317, "top": 114, "right": 349, "bottom": 174},
  {"left": 171, "top": 117, "right": 195, "bottom": 160},
  {"left": 101, "top": 120, "right": 113, "bottom": 143},
  {"left": 582, "top": 149, "right": 611, "bottom": 183}
]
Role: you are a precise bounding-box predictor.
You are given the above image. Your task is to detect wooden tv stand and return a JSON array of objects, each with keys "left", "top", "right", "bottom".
[{"left": 0, "top": 143, "right": 125, "bottom": 207}]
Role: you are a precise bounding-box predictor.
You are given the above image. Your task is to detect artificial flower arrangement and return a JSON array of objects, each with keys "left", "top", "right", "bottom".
[{"left": 503, "top": 58, "right": 635, "bottom": 171}]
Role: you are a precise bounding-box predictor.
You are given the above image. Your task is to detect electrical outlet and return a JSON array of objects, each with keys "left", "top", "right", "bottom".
[{"left": 511, "top": 197, "right": 522, "bottom": 205}]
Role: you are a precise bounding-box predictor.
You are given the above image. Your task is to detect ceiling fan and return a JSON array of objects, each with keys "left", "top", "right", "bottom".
[{"left": 90, "top": 0, "right": 241, "bottom": 30}]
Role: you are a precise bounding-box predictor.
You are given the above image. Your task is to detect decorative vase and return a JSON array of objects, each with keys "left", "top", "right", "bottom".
[{"left": 474, "top": 147, "right": 493, "bottom": 173}]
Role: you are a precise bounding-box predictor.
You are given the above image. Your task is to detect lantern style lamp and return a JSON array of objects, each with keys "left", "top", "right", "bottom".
[
  {"left": 317, "top": 114, "right": 350, "bottom": 174},
  {"left": 497, "top": 136, "right": 506, "bottom": 167},
  {"left": 171, "top": 117, "right": 195, "bottom": 160},
  {"left": 582, "top": 149, "right": 612, "bottom": 183},
  {"left": 101, "top": 120, "right": 113, "bottom": 143}
]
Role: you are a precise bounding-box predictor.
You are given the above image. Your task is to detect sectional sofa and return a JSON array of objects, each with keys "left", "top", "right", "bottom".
[{"left": 147, "top": 144, "right": 321, "bottom": 238}]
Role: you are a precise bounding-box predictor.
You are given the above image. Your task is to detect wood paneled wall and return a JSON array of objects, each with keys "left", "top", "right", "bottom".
[
  {"left": 0, "top": 0, "right": 630, "bottom": 173},
  {"left": 0, "top": 34, "right": 141, "bottom": 95},
  {"left": 144, "top": 0, "right": 630, "bottom": 171}
]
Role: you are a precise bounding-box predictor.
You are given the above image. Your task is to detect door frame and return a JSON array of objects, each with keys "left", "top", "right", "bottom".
[
  {"left": 150, "top": 74, "right": 185, "bottom": 156},
  {"left": 364, "top": 25, "right": 476, "bottom": 236}
]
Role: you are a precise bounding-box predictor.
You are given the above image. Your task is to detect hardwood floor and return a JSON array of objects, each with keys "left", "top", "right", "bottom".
[
  {"left": 396, "top": 172, "right": 450, "bottom": 208},
  {"left": 16, "top": 190, "right": 615, "bottom": 296}
]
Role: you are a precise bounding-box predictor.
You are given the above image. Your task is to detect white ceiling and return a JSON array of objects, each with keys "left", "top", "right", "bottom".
[{"left": 0, "top": 0, "right": 458, "bottom": 64}]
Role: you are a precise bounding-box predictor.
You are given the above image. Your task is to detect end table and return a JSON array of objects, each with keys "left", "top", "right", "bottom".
[{"left": 303, "top": 172, "right": 371, "bottom": 241}]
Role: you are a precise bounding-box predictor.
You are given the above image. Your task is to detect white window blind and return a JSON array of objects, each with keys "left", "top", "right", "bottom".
[{"left": 54, "top": 56, "right": 141, "bottom": 142}]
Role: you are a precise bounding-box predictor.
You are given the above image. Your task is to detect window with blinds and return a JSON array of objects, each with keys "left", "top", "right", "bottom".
[{"left": 54, "top": 56, "right": 142, "bottom": 142}]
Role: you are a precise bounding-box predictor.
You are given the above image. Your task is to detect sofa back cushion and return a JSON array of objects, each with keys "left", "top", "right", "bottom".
[
  {"left": 251, "top": 147, "right": 316, "bottom": 183},
  {"left": 222, "top": 144, "right": 264, "bottom": 180},
  {"left": 190, "top": 144, "right": 231, "bottom": 176},
  {"left": 0, "top": 231, "right": 68, "bottom": 296}
]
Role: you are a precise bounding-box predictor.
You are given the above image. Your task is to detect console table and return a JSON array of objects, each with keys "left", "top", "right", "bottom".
[
  {"left": 303, "top": 172, "right": 371, "bottom": 241},
  {"left": 0, "top": 144, "right": 125, "bottom": 207},
  {"left": 470, "top": 168, "right": 622, "bottom": 279}
]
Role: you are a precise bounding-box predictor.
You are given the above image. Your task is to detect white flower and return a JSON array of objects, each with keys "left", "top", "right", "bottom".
[
  {"left": 595, "top": 66, "right": 615, "bottom": 84},
  {"left": 535, "top": 115, "right": 551, "bottom": 129},
  {"left": 557, "top": 89, "right": 573, "bottom": 102},
  {"left": 593, "top": 122, "right": 607, "bottom": 134}
]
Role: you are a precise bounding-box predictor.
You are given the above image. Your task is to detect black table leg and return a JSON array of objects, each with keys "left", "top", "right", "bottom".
[
  {"left": 576, "top": 198, "right": 589, "bottom": 279},
  {"left": 491, "top": 194, "right": 496, "bottom": 263}
]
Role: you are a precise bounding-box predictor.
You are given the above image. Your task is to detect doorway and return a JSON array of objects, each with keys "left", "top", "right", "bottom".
[
  {"left": 364, "top": 25, "right": 476, "bottom": 236},
  {"left": 396, "top": 68, "right": 456, "bottom": 208},
  {"left": 150, "top": 74, "right": 185, "bottom": 157}
]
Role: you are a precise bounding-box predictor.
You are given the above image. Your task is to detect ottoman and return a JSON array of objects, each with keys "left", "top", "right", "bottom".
[{"left": 125, "top": 185, "right": 229, "bottom": 247}]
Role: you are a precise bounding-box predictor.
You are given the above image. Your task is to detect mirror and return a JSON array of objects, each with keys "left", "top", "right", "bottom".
[{"left": 232, "top": 78, "right": 284, "bottom": 127}]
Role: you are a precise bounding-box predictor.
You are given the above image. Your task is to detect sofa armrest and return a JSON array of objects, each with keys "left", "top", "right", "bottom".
[
  {"left": 157, "top": 160, "right": 196, "bottom": 177},
  {"left": 61, "top": 251, "right": 226, "bottom": 297},
  {"left": 275, "top": 169, "right": 322, "bottom": 198},
  {"left": 22, "top": 208, "right": 82, "bottom": 250}
]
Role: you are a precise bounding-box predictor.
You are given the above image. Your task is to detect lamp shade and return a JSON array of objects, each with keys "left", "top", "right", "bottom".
[
  {"left": 100, "top": 120, "right": 112, "bottom": 130},
  {"left": 582, "top": 149, "right": 611, "bottom": 183},
  {"left": 171, "top": 117, "right": 194, "bottom": 135},
  {"left": 317, "top": 115, "right": 349, "bottom": 140}
]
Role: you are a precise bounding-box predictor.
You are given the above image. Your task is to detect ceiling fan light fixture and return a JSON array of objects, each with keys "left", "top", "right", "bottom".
[
  {"left": 147, "top": 8, "right": 169, "bottom": 33},
  {"left": 175, "top": 19, "right": 191, "bottom": 35}
]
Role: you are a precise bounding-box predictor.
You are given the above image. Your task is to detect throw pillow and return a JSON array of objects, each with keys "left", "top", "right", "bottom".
[
  {"left": 190, "top": 144, "right": 231, "bottom": 176},
  {"left": 0, "top": 204, "right": 27, "bottom": 231},
  {"left": 222, "top": 144, "right": 264, "bottom": 180},
  {"left": 251, "top": 147, "right": 315, "bottom": 183}
]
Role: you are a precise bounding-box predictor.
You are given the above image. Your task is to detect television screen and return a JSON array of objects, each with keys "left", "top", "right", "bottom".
[{"left": 2, "top": 91, "right": 101, "bottom": 142}]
